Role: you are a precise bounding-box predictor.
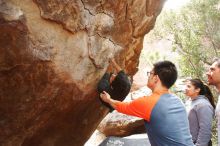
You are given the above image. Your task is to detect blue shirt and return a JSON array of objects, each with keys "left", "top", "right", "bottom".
[{"left": 144, "top": 94, "right": 194, "bottom": 146}]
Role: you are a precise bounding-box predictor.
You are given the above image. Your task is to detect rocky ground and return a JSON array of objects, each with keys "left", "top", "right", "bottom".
[{"left": 99, "top": 134, "right": 150, "bottom": 146}]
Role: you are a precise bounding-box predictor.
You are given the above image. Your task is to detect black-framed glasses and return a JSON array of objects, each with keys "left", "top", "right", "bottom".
[{"left": 147, "top": 71, "right": 155, "bottom": 77}]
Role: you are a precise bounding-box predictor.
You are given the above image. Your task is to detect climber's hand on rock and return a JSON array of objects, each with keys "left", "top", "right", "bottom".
[{"left": 100, "top": 91, "right": 111, "bottom": 103}]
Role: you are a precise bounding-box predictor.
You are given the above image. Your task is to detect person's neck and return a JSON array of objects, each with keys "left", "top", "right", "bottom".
[
  {"left": 152, "top": 85, "right": 169, "bottom": 94},
  {"left": 190, "top": 94, "right": 199, "bottom": 100}
]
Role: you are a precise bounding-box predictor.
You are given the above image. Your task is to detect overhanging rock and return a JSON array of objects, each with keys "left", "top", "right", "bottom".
[{"left": 0, "top": 0, "right": 165, "bottom": 145}]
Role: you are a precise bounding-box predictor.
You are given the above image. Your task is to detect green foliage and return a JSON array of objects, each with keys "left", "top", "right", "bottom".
[
  {"left": 140, "top": 50, "right": 162, "bottom": 66},
  {"left": 152, "top": 0, "right": 220, "bottom": 80},
  {"left": 212, "top": 119, "right": 218, "bottom": 146}
]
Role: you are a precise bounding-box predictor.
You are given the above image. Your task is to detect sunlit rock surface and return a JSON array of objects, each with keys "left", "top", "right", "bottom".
[
  {"left": 84, "top": 130, "right": 106, "bottom": 146},
  {"left": 98, "top": 111, "right": 145, "bottom": 137},
  {"left": 0, "top": 0, "right": 165, "bottom": 145}
]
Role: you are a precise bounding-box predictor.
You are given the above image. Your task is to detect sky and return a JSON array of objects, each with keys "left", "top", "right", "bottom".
[{"left": 164, "top": 0, "right": 190, "bottom": 10}]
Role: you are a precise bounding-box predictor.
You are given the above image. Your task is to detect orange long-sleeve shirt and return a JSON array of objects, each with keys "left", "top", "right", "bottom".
[
  {"left": 116, "top": 90, "right": 194, "bottom": 146},
  {"left": 115, "top": 91, "right": 168, "bottom": 122}
]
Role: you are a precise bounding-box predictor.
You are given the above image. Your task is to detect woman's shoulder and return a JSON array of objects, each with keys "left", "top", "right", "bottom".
[{"left": 194, "top": 97, "right": 213, "bottom": 110}]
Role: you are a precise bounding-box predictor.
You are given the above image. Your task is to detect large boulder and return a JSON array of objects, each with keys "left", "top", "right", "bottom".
[
  {"left": 0, "top": 0, "right": 165, "bottom": 145},
  {"left": 98, "top": 111, "right": 145, "bottom": 137}
]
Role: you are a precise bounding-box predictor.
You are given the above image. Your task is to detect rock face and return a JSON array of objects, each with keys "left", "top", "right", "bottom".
[
  {"left": 0, "top": 0, "right": 165, "bottom": 145},
  {"left": 98, "top": 111, "right": 145, "bottom": 137}
]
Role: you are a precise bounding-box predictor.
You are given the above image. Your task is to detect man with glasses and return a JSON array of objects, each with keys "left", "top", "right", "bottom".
[
  {"left": 100, "top": 60, "right": 194, "bottom": 146},
  {"left": 207, "top": 58, "right": 220, "bottom": 145}
]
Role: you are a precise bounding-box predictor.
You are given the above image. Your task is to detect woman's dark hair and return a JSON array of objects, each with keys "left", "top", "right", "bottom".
[
  {"left": 190, "top": 78, "right": 215, "bottom": 108},
  {"left": 153, "top": 61, "right": 177, "bottom": 88}
]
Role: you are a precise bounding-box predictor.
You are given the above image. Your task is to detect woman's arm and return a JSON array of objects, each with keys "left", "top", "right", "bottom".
[{"left": 195, "top": 104, "right": 214, "bottom": 145}]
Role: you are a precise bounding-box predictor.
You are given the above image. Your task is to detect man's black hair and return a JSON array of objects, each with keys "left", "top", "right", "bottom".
[{"left": 153, "top": 60, "right": 177, "bottom": 89}]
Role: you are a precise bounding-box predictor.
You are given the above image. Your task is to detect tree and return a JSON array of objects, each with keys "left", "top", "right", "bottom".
[{"left": 152, "top": 0, "right": 220, "bottom": 79}]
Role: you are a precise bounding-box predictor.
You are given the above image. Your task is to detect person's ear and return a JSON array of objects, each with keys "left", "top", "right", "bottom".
[
  {"left": 154, "top": 75, "right": 159, "bottom": 83},
  {"left": 195, "top": 88, "right": 200, "bottom": 93}
]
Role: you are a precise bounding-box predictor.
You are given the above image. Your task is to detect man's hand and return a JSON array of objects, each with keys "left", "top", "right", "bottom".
[
  {"left": 100, "top": 91, "right": 119, "bottom": 109},
  {"left": 100, "top": 91, "right": 111, "bottom": 103}
]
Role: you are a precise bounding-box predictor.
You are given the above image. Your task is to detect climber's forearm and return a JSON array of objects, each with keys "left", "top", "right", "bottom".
[{"left": 110, "top": 59, "right": 122, "bottom": 72}]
